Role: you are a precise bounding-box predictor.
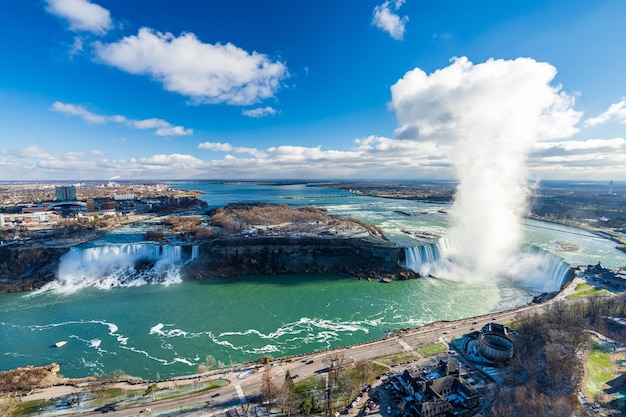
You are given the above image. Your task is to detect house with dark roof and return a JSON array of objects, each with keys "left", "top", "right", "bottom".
[{"left": 398, "top": 359, "right": 480, "bottom": 416}]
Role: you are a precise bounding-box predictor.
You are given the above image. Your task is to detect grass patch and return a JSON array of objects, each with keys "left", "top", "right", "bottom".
[
  {"left": 154, "top": 379, "right": 228, "bottom": 401},
  {"left": 16, "top": 398, "right": 46, "bottom": 415},
  {"left": 417, "top": 343, "right": 447, "bottom": 357},
  {"left": 294, "top": 376, "right": 322, "bottom": 396},
  {"left": 567, "top": 288, "right": 611, "bottom": 300},
  {"left": 372, "top": 362, "right": 387, "bottom": 376},
  {"left": 575, "top": 283, "right": 592, "bottom": 291},
  {"left": 584, "top": 338, "right": 615, "bottom": 400},
  {"left": 377, "top": 352, "right": 415, "bottom": 366}
]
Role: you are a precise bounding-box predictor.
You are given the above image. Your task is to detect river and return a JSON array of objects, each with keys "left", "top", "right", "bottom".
[{"left": 1, "top": 182, "right": 624, "bottom": 379}]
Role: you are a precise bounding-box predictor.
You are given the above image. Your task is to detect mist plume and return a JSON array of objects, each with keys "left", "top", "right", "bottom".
[{"left": 391, "top": 57, "right": 581, "bottom": 286}]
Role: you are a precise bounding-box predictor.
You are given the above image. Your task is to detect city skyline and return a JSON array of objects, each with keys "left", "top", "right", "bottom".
[{"left": 1, "top": 0, "right": 626, "bottom": 181}]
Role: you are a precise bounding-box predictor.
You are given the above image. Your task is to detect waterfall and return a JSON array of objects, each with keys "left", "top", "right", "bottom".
[
  {"left": 404, "top": 236, "right": 571, "bottom": 292},
  {"left": 405, "top": 244, "right": 442, "bottom": 270},
  {"left": 508, "top": 246, "right": 572, "bottom": 292},
  {"left": 42, "top": 243, "right": 198, "bottom": 293},
  {"left": 404, "top": 236, "right": 450, "bottom": 276}
]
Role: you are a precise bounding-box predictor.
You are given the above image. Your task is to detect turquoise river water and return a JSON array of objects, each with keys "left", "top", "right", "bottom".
[{"left": 1, "top": 182, "right": 625, "bottom": 379}]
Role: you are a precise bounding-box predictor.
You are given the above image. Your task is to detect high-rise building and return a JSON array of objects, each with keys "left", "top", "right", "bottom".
[{"left": 55, "top": 185, "right": 77, "bottom": 201}]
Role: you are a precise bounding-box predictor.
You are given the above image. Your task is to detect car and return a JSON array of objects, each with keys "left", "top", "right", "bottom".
[
  {"left": 140, "top": 408, "right": 151, "bottom": 413},
  {"left": 387, "top": 406, "right": 392, "bottom": 414}
]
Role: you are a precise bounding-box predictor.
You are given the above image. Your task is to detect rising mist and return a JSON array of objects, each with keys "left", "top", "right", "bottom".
[{"left": 391, "top": 57, "right": 581, "bottom": 289}]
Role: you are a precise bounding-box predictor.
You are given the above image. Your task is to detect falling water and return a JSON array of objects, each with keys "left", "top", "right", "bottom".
[
  {"left": 39, "top": 243, "right": 198, "bottom": 293},
  {"left": 404, "top": 237, "right": 571, "bottom": 292}
]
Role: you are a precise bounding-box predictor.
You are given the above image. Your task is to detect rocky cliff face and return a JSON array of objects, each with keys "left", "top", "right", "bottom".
[
  {"left": 0, "top": 237, "right": 417, "bottom": 293},
  {"left": 183, "top": 236, "right": 418, "bottom": 281},
  {"left": 0, "top": 246, "right": 69, "bottom": 292}
]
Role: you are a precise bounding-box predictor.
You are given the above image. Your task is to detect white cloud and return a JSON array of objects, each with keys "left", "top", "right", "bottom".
[
  {"left": 126, "top": 118, "right": 193, "bottom": 136},
  {"left": 242, "top": 107, "right": 278, "bottom": 118},
  {"left": 583, "top": 99, "right": 626, "bottom": 127},
  {"left": 0, "top": 158, "right": 22, "bottom": 168},
  {"left": 391, "top": 57, "right": 581, "bottom": 143},
  {"left": 198, "top": 142, "right": 234, "bottom": 152},
  {"left": 45, "top": 0, "right": 112, "bottom": 35},
  {"left": 51, "top": 101, "right": 107, "bottom": 123},
  {"left": 6, "top": 146, "right": 55, "bottom": 160},
  {"left": 532, "top": 137, "right": 626, "bottom": 156},
  {"left": 3, "top": 132, "right": 626, "bottom": 181},
  {"left": 372, "top": 0, "right": 409, "bottom": 40},
  {"left": 233, "top": 146, "right": 262, "bottom": 156},
  {"left": 94, "top": 28, "right": 289, "bottom": 105},
  {"left": 51, "top": 101, "right": 193, "bottom": 136},
  {"left": 528, "top": 138, "right": 626, "bottom": 177}
]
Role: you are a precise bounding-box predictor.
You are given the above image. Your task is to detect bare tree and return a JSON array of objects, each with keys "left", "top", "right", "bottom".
[
  {"left": 260, "top": 365, "right": 276, "bottom": 413},
  {"left": 279, "top": 370, "right": 298, "bottom": 417},
  {"left": 325, "top": 352, "right": 345, "bottom": 385},
  {"left": 357, "top": 360, "right": 374, "bottom": 386}
]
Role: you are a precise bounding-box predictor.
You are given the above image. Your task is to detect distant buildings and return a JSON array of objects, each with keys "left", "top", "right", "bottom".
[
  {"left": 55, "top": 185, "right": 76, "bottom": 201},
  {"left": 1, "top": 211, "right": 61, "bottom": 227}
]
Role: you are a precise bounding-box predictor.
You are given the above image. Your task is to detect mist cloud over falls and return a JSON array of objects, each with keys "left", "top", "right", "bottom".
[{"left": 391, "top": 57, "right": 581, "bottom": 284}]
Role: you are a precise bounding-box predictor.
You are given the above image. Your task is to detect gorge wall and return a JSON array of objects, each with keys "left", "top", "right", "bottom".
[
  {"left": 0, "top": 246, "right": 69, "bottom": 292},
  {"left": 0, "top": 236, "right": 418, "bottom": 293},
  {"left": 183, "top": 236, "right": 418, "bottom": 281}
]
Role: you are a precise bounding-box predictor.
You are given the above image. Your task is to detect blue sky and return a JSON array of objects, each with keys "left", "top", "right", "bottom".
[{"left": 1, "top": 0, "right": 626, "bottom": 181}]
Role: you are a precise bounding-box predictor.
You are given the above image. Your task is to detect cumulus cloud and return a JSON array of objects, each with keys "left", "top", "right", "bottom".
[
  {"left": 45, "top": 0, "right": 112, "bottom": 35},
  {"left": 242, "top": 107, "right": 278, "bottom": 118},
  {"left": 6, "top": 146, "right": 55, "bottom": 160},
  {"left": 3, "top": 131, "right": 626, "bottom": 181},
  {"left": 390, "top": 56, "right": 581, "bottom": 284},
  {"left": 198, "top": 142, "right": 234, "bottom": 152},
  {"left": 583, "top": 99, "right": 626, "bottom": 127},
  {"left": 372, "top": 0, "right": 409, "bottom": 40},
  {"left": 531, "top": 137, "right": 626, "bottom": 157},
  {"left": 93, "top": 28, "right": 289, "bottom": 105},
  {"left": 51, "top": 101, "right": 193, "bottom": 136},
  {"left": 529, "top": 138, "right": 626, "bottom": 177}
]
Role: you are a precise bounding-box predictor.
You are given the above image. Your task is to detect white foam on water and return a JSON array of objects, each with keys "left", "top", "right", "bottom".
[{"left": 37, "top": 243, "right": 199, "bottom": 294}]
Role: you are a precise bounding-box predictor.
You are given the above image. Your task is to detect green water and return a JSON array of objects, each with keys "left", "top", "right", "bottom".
[
  {"left": 0, "top": 274, "right": 519, "bottom": 379},
  {"left": 2, "top": 182, "right": 625, "bottom": 379}
]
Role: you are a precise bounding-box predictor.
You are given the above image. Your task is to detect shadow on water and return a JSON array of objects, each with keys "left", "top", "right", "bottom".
[{"left": 190, "top": 273, "right": 358, "bottom": 287}]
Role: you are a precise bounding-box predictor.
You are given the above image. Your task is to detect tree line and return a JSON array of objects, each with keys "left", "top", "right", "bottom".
[{"left": 488, "top": 294, "right": 626, "bottom": 416}]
